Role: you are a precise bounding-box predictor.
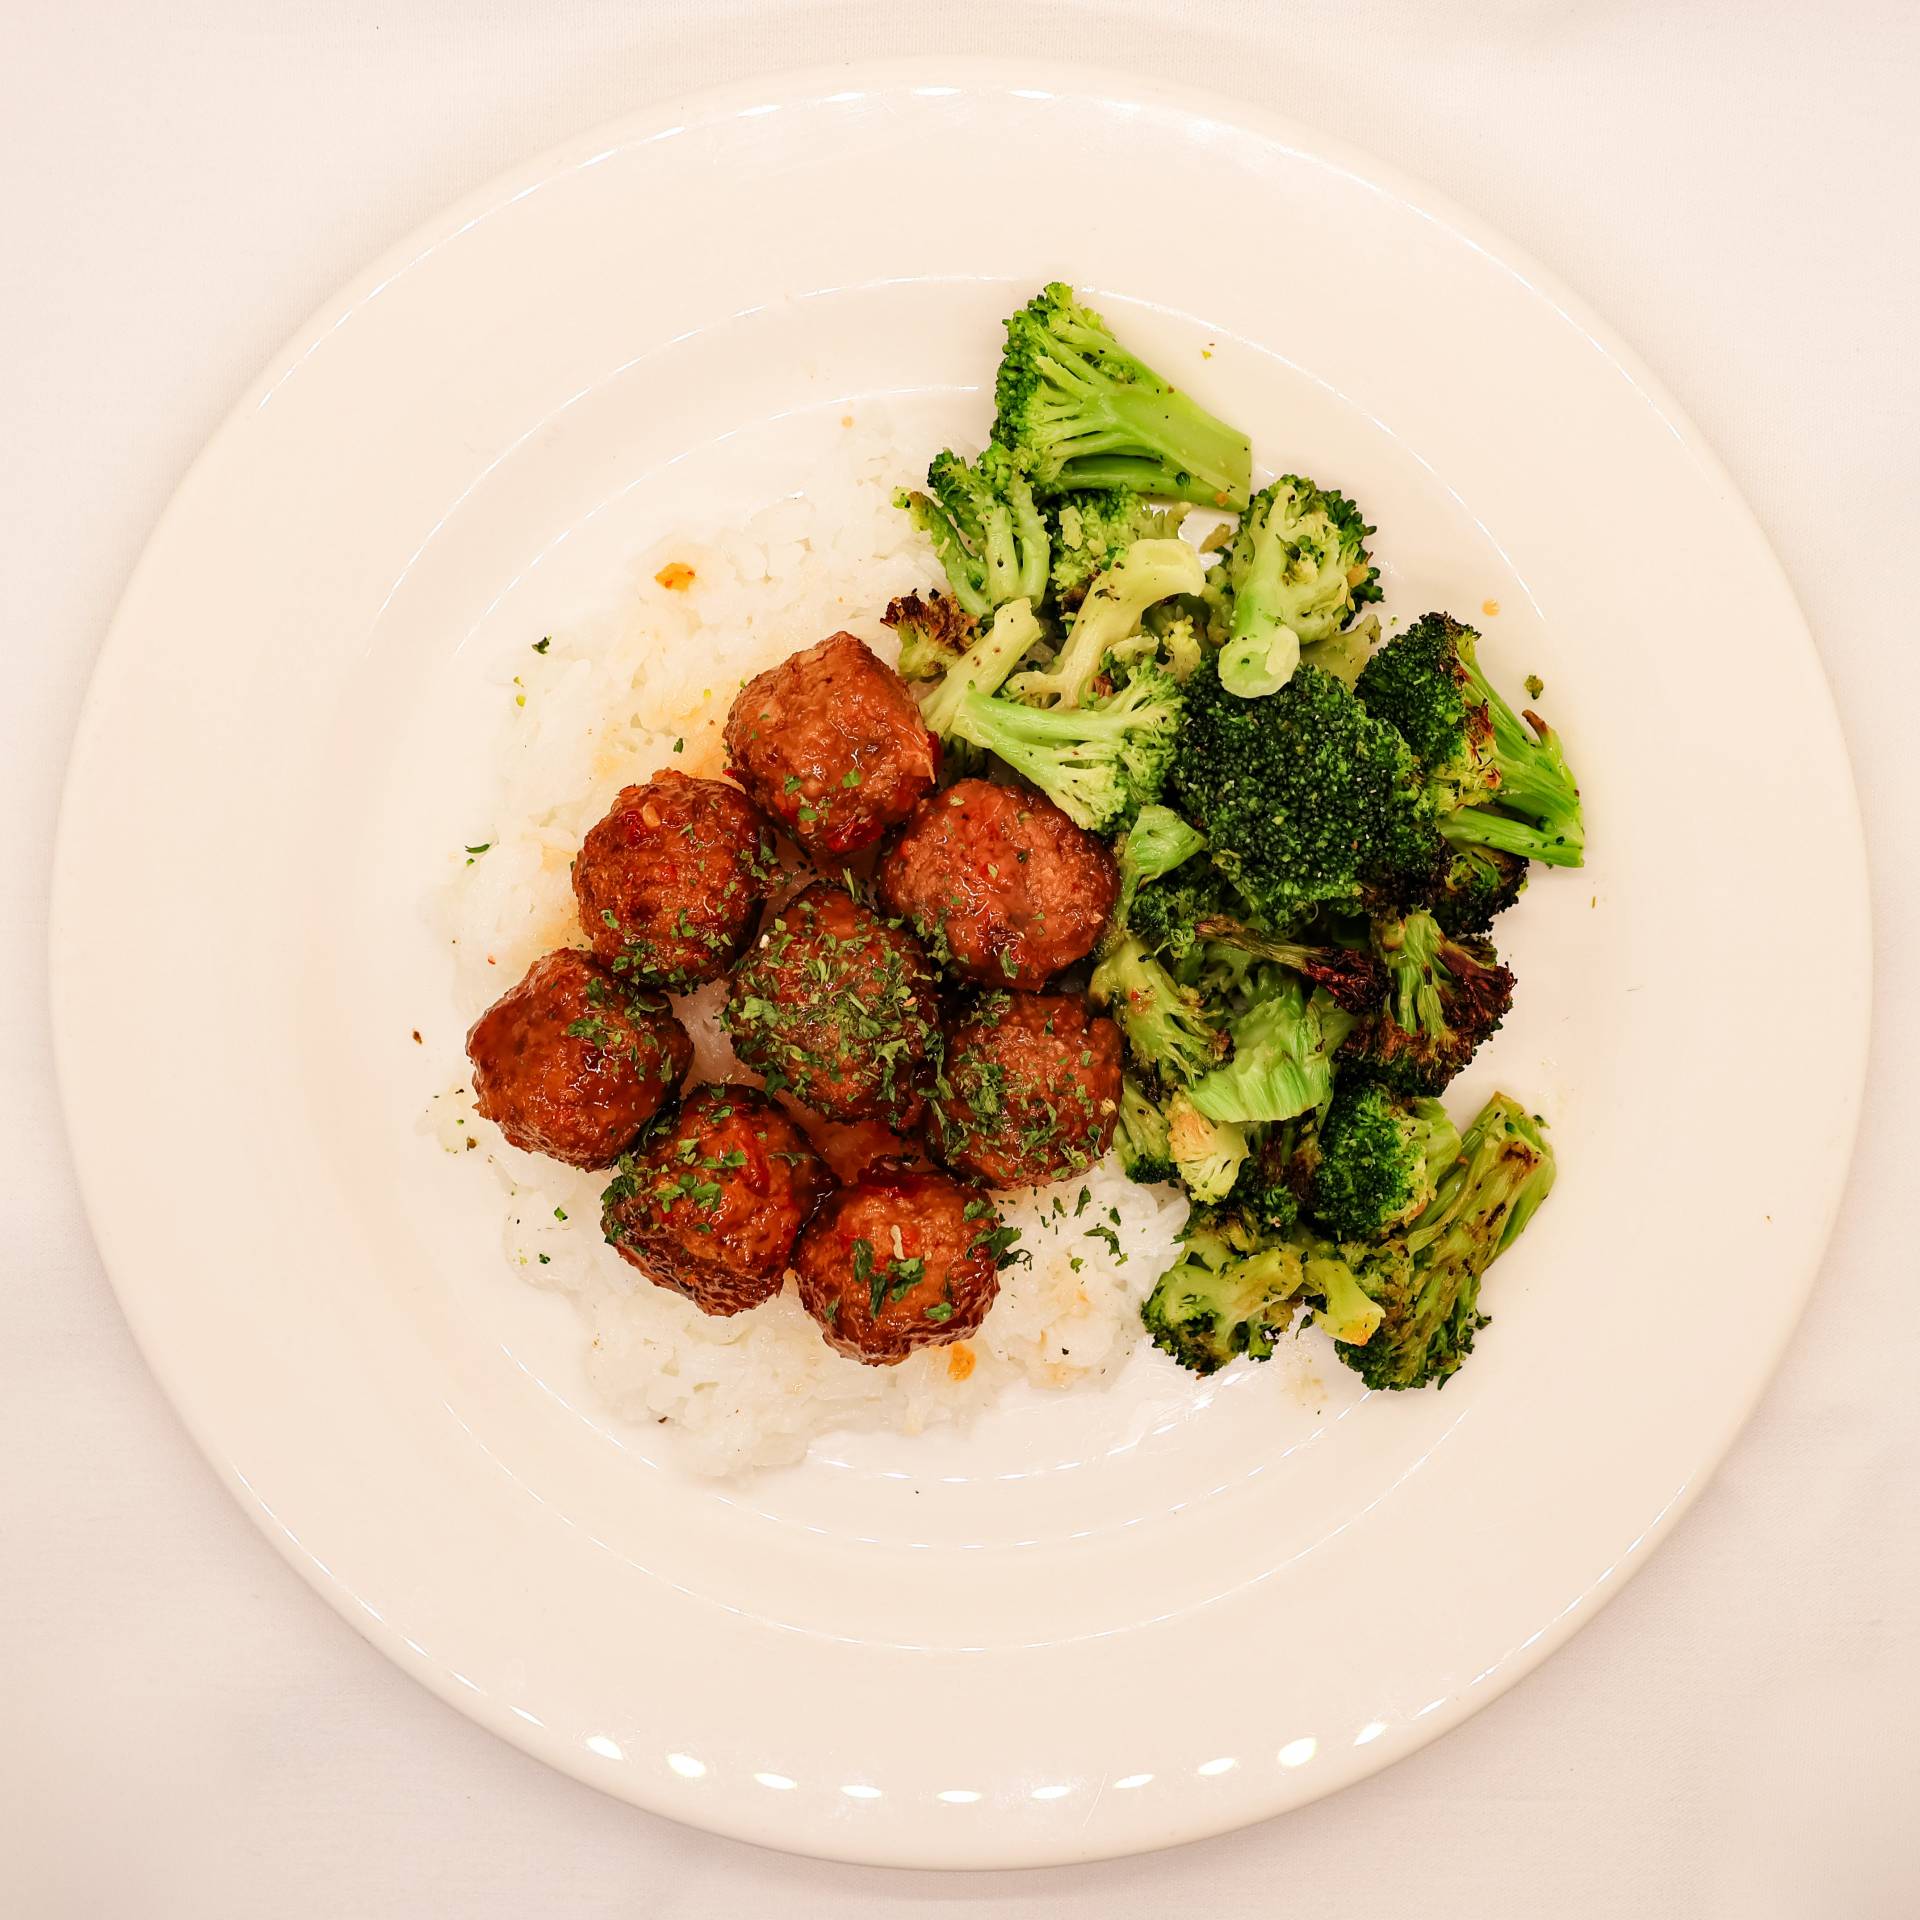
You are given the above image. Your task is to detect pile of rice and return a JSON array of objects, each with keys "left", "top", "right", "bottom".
[{"left": 431, "top": 418, "right": 1188, "bottom": 1476}]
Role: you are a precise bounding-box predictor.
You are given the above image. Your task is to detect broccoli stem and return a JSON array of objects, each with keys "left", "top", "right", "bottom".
[
  {"left": 1011, "top": 538, "right": 1204, "bottom": 709},
  {"left": 917, "top": 599, "right": 1044, "bottom": 740}
]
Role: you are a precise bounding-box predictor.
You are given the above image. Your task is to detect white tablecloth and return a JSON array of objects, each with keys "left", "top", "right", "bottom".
[{"left": 4, "top": 3, "right": 1916, "bottom": 1912}]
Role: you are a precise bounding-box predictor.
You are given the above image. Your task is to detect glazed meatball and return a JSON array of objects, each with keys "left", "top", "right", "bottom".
[
  {"left": 573, "top": 770, "right": 777, "bottom": 988},
  {"left": 724, "top": 882, "right": 941, "bottom": 1127},
  {"left": 466, "top": 949, "right": 692, "bottom": 1169},
  {"left": 724, "top": 632, "right": 936, "bottom": 856},
  {"left": 878, "top": 779, "right": 1117, "bottom": 988},
  {"left": 600, "top": 1084, "right": 833, "bottom": 1315},
  {"left": 931, "top": 993, "right": 1123, "bottom": 1189},
  {"left": 793, "top": 1170, "right": 1005, "bottom": 1365}
]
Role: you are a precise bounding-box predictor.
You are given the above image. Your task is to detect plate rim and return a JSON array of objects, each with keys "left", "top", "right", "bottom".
[{"left": 48, "top": 54, "right": 1873, "bottom": 1866}]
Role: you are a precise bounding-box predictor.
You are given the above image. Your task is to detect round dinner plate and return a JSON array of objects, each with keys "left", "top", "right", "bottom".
[{"left": 51, "top": 62, "right": 1868, "bottom": 1868}]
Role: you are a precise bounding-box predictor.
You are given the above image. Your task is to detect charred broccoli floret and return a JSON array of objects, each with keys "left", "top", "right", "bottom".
[
  {"left": 1167, "top": 1093, "right": 1249, "bottom": 1203},
  {"left": 1186, "top": 914, "right": 1387, "bottom": 1014},
  {"left": 1336, "top": 1094, "right": 1557, "bottom": 1389},
  {"left": 1341, "top": 910, "right": 1514, "bottom": 1095},
  {"left": 1307, "top": 1080, "right": 1460, "bottom": 1240},
  {"left": 1357, "top": 612, "right": 1585, "bottom": 868},
  {"left": 913, "top": 598, "right": 1045, "bottom": 741},
  {"left": 1206, "top": 477, "right": 1383, "bottom": 696},
  {"left": 883, "top": 589, "right": 977, "bottom": 684},
  {"left": 1139, "top": 1210, "right": 1305, "bottom": 1374},
  {"left": 1171, "top": 657, "right": 1445, "bottom": 922},
  {"left": 893, "top": 445, "right": 1049, "bottom": 619},
  {"left": 992, "top": 283, "right": 1251, "bottom": 508},
  {"left": 1428, "top": 843, "right": 1529, "bottom": 937}
]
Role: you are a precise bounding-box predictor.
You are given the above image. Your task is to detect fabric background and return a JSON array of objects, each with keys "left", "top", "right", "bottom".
[{"left": 3, "top": 3, "right": 1915, "bottom": 1913}]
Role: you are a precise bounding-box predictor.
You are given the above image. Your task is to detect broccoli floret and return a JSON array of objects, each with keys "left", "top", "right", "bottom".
[
  {"left": 1227, "top": 1123, "right": 1305, "bottom": 1234},
  {"left": 1140, "top": 1212, "right": 1306, "bottom": 1374},
  {"left": 1341, "top": 910, "right": 1515, "bottom": 1095},
  {"left": 1206, "top": 477, "right": 1384, "bottom": 697},
  {"left": 1167, "top": 1094, "right": 1250, "bottom": 1204},
  {"left": 1116, "top": 1074, "right": 1174, "bottom": 1184},
  {"left": 1299, "top": 610, "right": 1380, "bottom": 689},
  {"left": 1357, "top": 612, "right": 1585, "bottom": 868},
  {"left": 1171, "top": 657, "right": 1445, "bottom": 922},
  {"left": 992, "top": 283, "right": 1252, "bottom": 508},
  {"left": 1090, "top": 930, "right": 1224, "bottom": 1086},
  {"left": 1184, "top": 969, "right": 1342, "bottom": 1127},
  {"left": 1122, "top": 599, "right": 1208, "bottom": 682},
  {"left": 1428, "top": 843, "right": 1529, "bottom": 937},
  {"left": 1307, "top": 1080, "right": 1461, "bottom": 1240},
  {"left": 1114, "top": 802, "right": 1207, "bottom": 925},
  {"left": 1186, "top": 913, "right": 1387, "bottom": 1014},
  {"left": 893, "top": 445, "right": 1049, "bottom": 620},
  {"left": 1336, "top": 1094, "right": 1557, "bottom": 1390},
  {"left": 883, "top": 589, "right": 977, "bottom": 684},
  {"left": 1049, "top": 490, "right": 1191, "bottom": 607},
  {"left": 914, "top": 598, "right": 1045, "bottom": 741},
  {"left": 952, "top": 662, "right": 1183, "bottom": 833},
  {"left": 1010, "top": 538, "right": 1205, "bottom": 709}
]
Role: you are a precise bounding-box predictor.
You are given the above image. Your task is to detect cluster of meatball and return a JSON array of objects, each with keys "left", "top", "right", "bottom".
[{"left": 466, "top": 629, "right": 1123, "bottom": 1365}]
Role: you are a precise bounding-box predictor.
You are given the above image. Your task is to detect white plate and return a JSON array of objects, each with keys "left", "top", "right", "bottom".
[{"left": 50, "top": 62, "right": 1868, "bottom": 1868}]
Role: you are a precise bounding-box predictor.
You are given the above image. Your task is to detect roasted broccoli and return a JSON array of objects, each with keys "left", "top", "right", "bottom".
[
  {"left": 1207, "top": 477, "right": 1384, "bottom": 697},
  {"left": 1428, "top": 843, "right": 1529, "bottom": 937},
  {"left": 1049, "top": 490, "right": 1191, "bottom": 607},
  {"left": 1010, "top": 538, "right": 1205, "bottom": 709},
  {"left": 1116, "top": 1074, "right": 1174, "bottom": 1184},
  {"left": 1115, "top": 802, "right": 1208, "bottom": 925},
  {"left": 913, "top": 597, "right": 1045, "bottom": 741},
  {"left": 1184, "top": 969, "right": 1343, "bottom": 1127},
  {"left": 952, "top": 661, "right": 1183, "bottom": 833},
  {"left": 1186, "top": 913, "right": 1387, "bottom": 1014},
  {"left": 1167, "top": 1092, "right": 1249, "bottom": 1203},
  {"left": 1170, "top": 657, "right": 1444, "bottom": 921},
  {"left": 1227, "top": 1121, "right": 1307, "bottom": 1234},
  {"left": 992, "top": 283, "right": 1252, "bottom": 508},
  {"left": 1356, "top": 612, "right": 1585, "bottom": 868},
  {"left": 1140, "top": 1211, "right": 1306, "bottom": 1374},
  {"left": 1335, "top": 1094, "right": 1556, "bottom": 1389},
  {"left": 883, "top": 589, "right": 977, "bottom": 683},
  {"left": 893, "top": 445, "right": 1049, "bottom": 619},
  {"left": 1090, "top": 930, "right": 1224, "bottom": 1086},
  {"left": 1341, "top": 910, "right": 1515, "bottom": 1095},
  {"left": 1307, "top": 1080, "right": 1460, "bottom": 1240}
]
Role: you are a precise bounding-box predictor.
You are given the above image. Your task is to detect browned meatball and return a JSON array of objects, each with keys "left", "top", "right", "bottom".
[
  {"left": 931, "top": 993, "right": 1122, "bottom": 1189},
  {"left": 573, "top": 770, "right": 777, "bottom": 988},
  {"left": 878, "top": 779, "right": 1117, "bottom": 988},
  {"left": 466, "top": 949, "right": 692, "bottom": 1169},
  {"left": 793, "top": 1170, "right": 1005, "bottom": 1365},
  {"left": 723, "top": 882, "right": 941, "bottom": 1127},
  {"left": 600, "top": 1084, "right": 833, "bottom": 1315},
  {"left": 724, "top": 632, "right": 936, "bottom": 857}
]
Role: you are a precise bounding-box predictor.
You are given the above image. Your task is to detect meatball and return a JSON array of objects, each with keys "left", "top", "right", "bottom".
[
  {"left": 600, "top": 1083, "right": 833, "bottom": 1315},
  {"left": 573, "top": 770, "right": 776, "bottom": 988},
  {"left": 793, "top": 1170, "right": 1004, "bottom": 1365},
  {"left": 466, "top": 949, "right": 691, "bottom": 1169},
  {"left": 878, "top": 779, "right": 1117, "bottom": 988},
  {"left": 724, "top": 882, "right": 941, "bottom": 1127},
  {"left": 931, "top": 993, "right": 1123, "bottom": 1189},
  {"left": 724, "top": 632, "right": 936, "bottom": 856}
]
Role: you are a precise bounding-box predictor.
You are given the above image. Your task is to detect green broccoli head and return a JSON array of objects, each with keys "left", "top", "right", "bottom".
[
  {"left": 1183, "top": 969, "right": 1343, "bottom": 1129},
  {"left": 1115, "top": 1073, "right": 1174, "bottom": 1184},
  {"left": 1337, "top": 1093, "right": 1556, "bottom": 1390},
  {"left": 1340, "top": 910, "right": 1514, "bottom": 1095},
  {"left": 1207, "top": 477, "right": 1383, "bottom": 697},
  {"left": 1427, "top": 843, "right": 1529, "bottom": 937},
  {"left": 1358, "top": 612, "right": 1585, "bottom": 868},
  {"left": 953, "top": 661, "right": 1184, "bottom": 833},
  {"left": 1090, "top": 930, "right": 1226, "bottom": 1086},
  {"left": 991, "top": 283, "right": 1252, "bottom": 508},
  {"left": 1171, "top": 657, "right": 1445, "bottom": 922},
  {"left": 1227, "top": 1122, "right": 1306, "bottom": 1234},
  {"left": 893, "top": 444, "right": 1050, "bottom": 620},
  {"left": 1307, "top": 1080, "right": 1461, "bottom": 1240},
  {"left": 1141, "top": 1210, "right": 1306, "bottom": 1373},
  {"left": 1049, "top": 490, "right": 1191, "bottom": 607},
  {"left": 882, "top": 589, "right": 977, "bottom": 684}
]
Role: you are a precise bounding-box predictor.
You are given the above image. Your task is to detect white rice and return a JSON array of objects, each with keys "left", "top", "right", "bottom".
[{"left": 431, "top": 421, "right": 1187, "bottom": 1476}]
